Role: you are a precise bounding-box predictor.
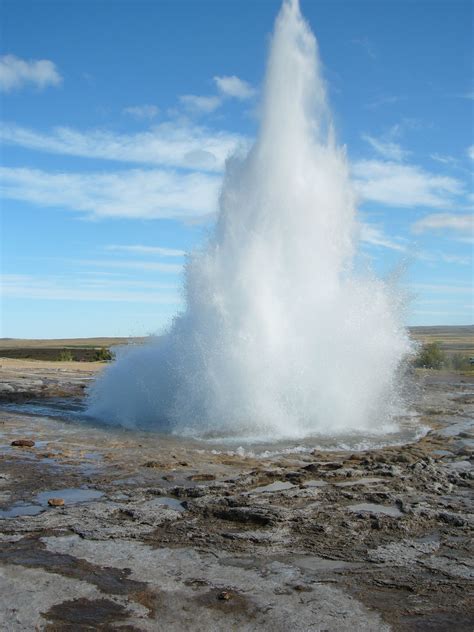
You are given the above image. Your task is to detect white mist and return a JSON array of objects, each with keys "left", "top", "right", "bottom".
[{"left": 88, "top": 0, "right": 413, "bottom": 439}]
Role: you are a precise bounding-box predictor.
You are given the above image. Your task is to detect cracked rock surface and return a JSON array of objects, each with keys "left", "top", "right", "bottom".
[{"left": 0, "top": 360, "right": 473, "bottom": 630}]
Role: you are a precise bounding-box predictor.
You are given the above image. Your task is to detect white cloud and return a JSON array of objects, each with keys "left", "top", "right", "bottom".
[
  {"left": 353, "top": 160, "right": 463, "bottom": 208},
  {"left": 0, "top": 54, "right": 62, "bottom": 92},
  {"left": 365, "top": 95, "right": 401, "bottom": 110},
  {"left": 416, "top": 250, "right": 472, "bottom": 266},
  {"left": 430, "top": 153, "right": 458, "bottom": 166},
  {"left": 0, "top": 166, "right": 220, "bottom": 220},
  {"left": 351, "top": 38, "right": 376, "bottom": 60},
  {"left": 0, "top": 122, "right": 246, "bottom": 172},
  {"left": 438, "top": 253, "right": 471, "bottom": 265},
  {"left": 179, "top": 94, "right": 222, "bottom": 114},
  {"left": 411, "top": 309, "right": 473, "bottom": 317},
  {"left": 105, "top": 244, "right": 186, "bottom": 257},
  {"left": 214, "top": 75, "right": 255, "bottom": 100},
  {"left": 78, "top": 259, "right": 183, "bottom": 273},
  {"left": 468, "top": 145, "right": 474, "bottom": 160},
  {"left": 362, "top": 134, "right": 409, "bottom": 162},
  {"left": 411, "top": 213, "right": 473, "bottom": 234},
  {"left": 0, "top": 274, "right": 182, "bottom": 303},
  {"left": 359, "top": 223, "right": 406, "bottom": 251},
  {"left": 123, "top": 105, "right": 159, "bottom": 120},
  {"left": 409, "top": 282, "right": 473, "bottom": 295}
]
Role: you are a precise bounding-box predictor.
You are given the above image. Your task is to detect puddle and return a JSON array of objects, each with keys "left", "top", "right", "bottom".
[
  {"left": 0, "top": 503, "right": 45, "bottom": 519},
  {"left": 436, "top": 418, "right": 473, "bottom": 438},
  {"left": 287, "top": 554, "right": 363, "bottom": 571},
  {"left": 251, "top": 481, "right": 296, "bottom": 494},
  {"left": 347, "top": 503, "right": 402, "bottom": 518},
  {"left": 303, "top": 479, "right": 328, "bottom": 488},
  {"left": 335, "top": 477, "right": 385, "bottom": 488},
  {"left": 35, "top": 487, "right": 103, "bottom": 505},
  {"left": 0, "top": 487, "right": 104, "bottom": 520},
  {"left": 147, "top": 496, "right": 186, "bottom": 512}
]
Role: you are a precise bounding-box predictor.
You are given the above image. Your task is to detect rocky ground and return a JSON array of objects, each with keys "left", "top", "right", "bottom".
[{"left": 0, "top": 358, "right": 472, "bottom": 631}]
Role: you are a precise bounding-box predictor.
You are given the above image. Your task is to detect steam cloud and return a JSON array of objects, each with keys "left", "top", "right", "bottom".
[{"left": 88, "top": 0, "right": 412, "bottom": 440}]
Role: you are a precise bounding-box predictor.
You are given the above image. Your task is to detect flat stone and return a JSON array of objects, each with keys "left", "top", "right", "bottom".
[
  {"left": 11, "top": 439, "right": 35, "bottom": 447},
  {"left": 47, "top": 498, "right": 65, "bottom": 507}
]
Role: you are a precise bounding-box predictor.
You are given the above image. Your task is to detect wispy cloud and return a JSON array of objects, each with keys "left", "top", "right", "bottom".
[
  {"left": 78, "top": 259, "right": 184, "bottom": 274},
  {"left": 468, "top": 145, "right": 474, "bottom": 160},
  {"left": 437, "top": 253, "right": 471, "bottom": 265},
  {"left": 0, "top": 54, "right": 62, "bottom": 92},
  {"left": 351, "top": 37, "right": 376, "bottom": 60},
  {"left": 1, "top": 274, "right": 182, "bottom": 303},
  {"left": 123, "top": 104, "right": 159, "bottom": 120},
  {"left": 359, "top": 222, "right": 406, "bottom": 251},
  {"left": 0, "top": 122, "right": 246, "bottom": 172},
  {"left": 105, "top": 244, "right": 186, "bottom": 257},
  {"left": 455, "top": 90, "right": 474, "bottom": 100},
  {"left": 214, "top": 75, "right": 255, "bottom": 100},
  {"left": 362, "top": 134, "right": 409, "bottom": 162},
  {"left": 365, "top": 95, "right": 401, "bottom": 110},
  {"left": 409, "top": 282, "right": 473, "bottom": 295},
  {"left": 0, "top": 166, "right": 220, "bottom": 220},
  {"left": 353, "top": 160, "right": 463, "bottom": 208},
  {"left": 179, "top": 94, "right": 222, "bottom": 114},
  {"left": 430, "top": 153, "right": 458, "bottom": 167},
  {"left": 411, "top": 213, "right": 473, "bottom": 234},
  {"left": 416, "top": 250, "right": 472, "bottom": 266}
]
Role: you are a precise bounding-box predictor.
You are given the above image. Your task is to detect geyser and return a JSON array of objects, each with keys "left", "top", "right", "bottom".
[{"left": 88, "top": 0, "right": 413, "bottom": 440}]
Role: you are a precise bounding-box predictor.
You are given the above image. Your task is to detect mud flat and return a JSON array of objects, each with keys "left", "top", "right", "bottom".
[{"left": 0, "top": 359, "right": 473, "bottom": 631}]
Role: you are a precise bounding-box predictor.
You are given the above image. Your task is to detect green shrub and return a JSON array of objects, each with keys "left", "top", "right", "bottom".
[
  {"left": 449, "top": 353, "right": 471, "bottom": 371},
  {"left": 94, "top": 347, "right": 113, "bottom": 362},
  {"left": 58, "top": 350, "right": 74, "bottom": 362},
  {"left": 414, "top": 342, "right": 445, "bottom": 369}
]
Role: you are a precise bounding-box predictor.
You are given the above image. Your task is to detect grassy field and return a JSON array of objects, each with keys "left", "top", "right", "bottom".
[
  {"left": 0, "top": 326, "right": 472, "bottom": 362},
  {"left": 409, "top": 325, "right": 474, "bottom": 358}
]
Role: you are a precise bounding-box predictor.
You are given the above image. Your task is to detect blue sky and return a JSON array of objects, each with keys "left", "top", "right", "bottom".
[{"left": 1, "top": 0, "right": 472, "bottom": 338}]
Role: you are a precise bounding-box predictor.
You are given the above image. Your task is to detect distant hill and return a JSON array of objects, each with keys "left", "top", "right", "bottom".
[{"left": 0, "top": 327, "right": 472, "bottom": 361}]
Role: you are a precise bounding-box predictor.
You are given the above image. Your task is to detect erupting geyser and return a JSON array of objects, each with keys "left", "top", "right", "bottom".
[{"left": 88, "top": 0, "right": 413, "bottom": 440}]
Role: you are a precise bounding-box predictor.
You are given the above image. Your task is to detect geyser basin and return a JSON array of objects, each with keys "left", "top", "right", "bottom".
[{"left": 88, "top": 0, "right": 413, "bottom": 440}]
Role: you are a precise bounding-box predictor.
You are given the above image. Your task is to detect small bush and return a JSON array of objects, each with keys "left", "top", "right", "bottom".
[
  {"left": 58, "top": 350, "right": 74, "bottom": 362},
  {"left": 449, "top": 353, "right": 472, "bottom": 371},
  {"left": 94, "top": 347, "right": 113, "bottom": 362},
  {"left": 414, "top": 342, "right": 445, "bottom": 369}
]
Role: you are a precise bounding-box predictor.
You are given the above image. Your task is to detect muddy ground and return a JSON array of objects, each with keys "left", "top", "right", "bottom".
[{"left": 0, "top": 358, "right": 472, "bottom": 631}]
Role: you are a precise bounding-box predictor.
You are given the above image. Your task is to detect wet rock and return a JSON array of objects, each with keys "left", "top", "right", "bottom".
[
  {"left": 188, "top": 474, "right": 216, "bottom": 482},
  {"left": 11, "top": 439, "right": 35, "bottom": 447},
  {"left": 437, "top": 511, "right": 468, "bottom": 527},
  {"left": 169, "top": 485, "right": 207, "bottom": 498},
  {"left": 293, "top": 584, "right": 312, "bottom": 592},
  {"left": 212, "top": 505, "right": 276, "bottom": 526},
  {"left": 47, "top": 498, "right": 65, "bottom": 507},
  {"left": 142, "top": 460, "right": 165, "bottom": 469}
]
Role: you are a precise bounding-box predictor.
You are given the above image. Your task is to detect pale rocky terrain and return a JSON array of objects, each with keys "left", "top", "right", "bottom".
[{"left": 0, "top": 358, "right": 472, "bottom": 630}]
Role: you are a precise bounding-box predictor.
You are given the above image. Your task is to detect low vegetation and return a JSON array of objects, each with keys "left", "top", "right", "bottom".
[
  {"left": 94, "top": 347, "right": 114, "bottom": 362},
  {"left": 58, "top": 350, "right": 74, "bottom": 362},
  {"left": 413, "top": 341, "right": 473, "bottom": 371}
]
